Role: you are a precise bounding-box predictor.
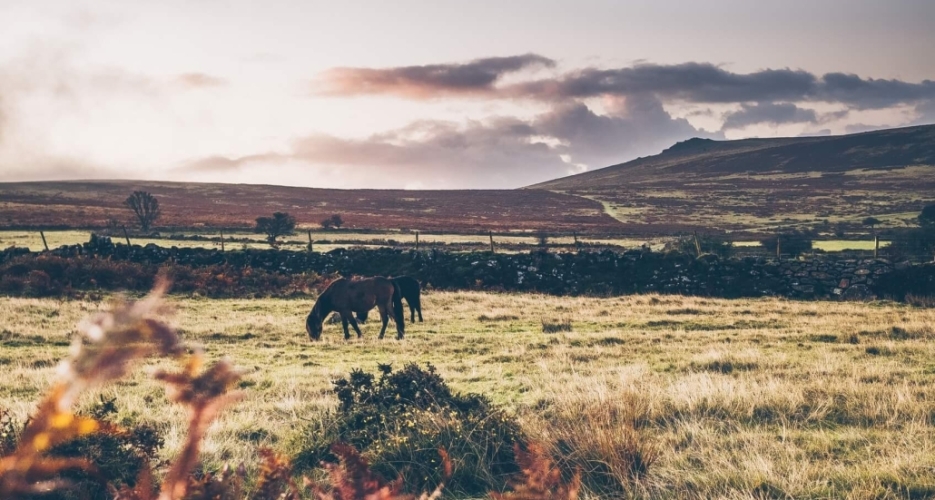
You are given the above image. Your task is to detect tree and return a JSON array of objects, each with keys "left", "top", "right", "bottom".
[
  {"left": 919, "top": 204, "right": 935, "bottom": 228},
  {"left": 321, "top": 214, "right": 344, "bottom": 229},
  {"left": 255, "top": 212, "right": 296, "bottom": 247},
  {"left": 862, "top": 217, "right": 881, "bottom": 230},
  {"left": 125, "top": 191, "right": 161, "bottom": 232}
]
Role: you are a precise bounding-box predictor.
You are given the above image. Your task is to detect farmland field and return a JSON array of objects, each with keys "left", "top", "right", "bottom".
[
  {"left": 0, "top": 229, "right": 670, "bottom": 253},
  {"left": 3, "top": 292, "right": 935, "bottom": 498}
]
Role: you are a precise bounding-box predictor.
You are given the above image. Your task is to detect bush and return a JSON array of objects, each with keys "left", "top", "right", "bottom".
[
  {"left": 886, "top": 228, "right": 935, "bottom": 259},
  {"left": 292, "top": 363, "right": 524, "bottom": 496},
  {"left": 321, "top": 214, "right": 344, "bottom": 229}
]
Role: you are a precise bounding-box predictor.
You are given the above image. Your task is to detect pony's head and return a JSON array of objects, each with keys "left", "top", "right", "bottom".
[{"left": 306, "top": 308, "right": 323, "bottom": 341}]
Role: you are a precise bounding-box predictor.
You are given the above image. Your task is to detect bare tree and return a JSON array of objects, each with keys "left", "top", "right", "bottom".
[
  {"left": 125, "top": 191, "right": 161, "bottom": 232},
  {"left": 255, "top": 212, "right": 297, "bottom": 247}
]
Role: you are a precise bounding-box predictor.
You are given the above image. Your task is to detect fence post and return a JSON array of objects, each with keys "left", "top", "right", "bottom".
[
  {"left": 874, "top": 235, "right": 879, "bottom": 258},
  {"left": 776, "top": 236, "right": 781, "bottom": 261},
  {"left": 415, "top": 231, "right": 420, "bottom": 250},
  {"left": 489, "top": 231, "right": 495, "bottom": 253},
  {"left": 122, "top": 225, "right": 132, "bottom": 246},
  {"left": 39, "top": 230, "right": 49, "bottom": 251},
  {"left": 307, "top": 230, "right": 313, "bottom": 252},
  {"left": 693, "top": 231, "right": 702, "bottom": 256},
  {"left": 573, "top": 231, "right": 580, "bottom": 251},
  {"left": 220, "top": 230, "right": 225, "bottom": 252}
]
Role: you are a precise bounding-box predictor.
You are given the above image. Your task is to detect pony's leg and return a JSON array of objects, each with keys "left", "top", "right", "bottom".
[
  {"left": 392, "top": 300, "right": 405, "bottom": 340},
  {"left": 415, "top": 296, "right": 423, "bottom": 322},
  {"left": 377, "top": 304, "right": 389, "bottom": 339},
  {"left": 347, "top": 315, "right": 364, "bottom": 338},
  {"left": 409, "top": 303, "right": 415, "bottom": 323},
  {"left": 341, "top": 315, "right": 351, "bottom": 340}
]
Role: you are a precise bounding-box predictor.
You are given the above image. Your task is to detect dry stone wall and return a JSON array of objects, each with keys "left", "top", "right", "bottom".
[{"left": 1, "top": 235, "right": 932, "bottom": 300}]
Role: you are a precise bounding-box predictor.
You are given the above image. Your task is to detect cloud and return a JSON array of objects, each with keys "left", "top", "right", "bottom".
[
  {"left": 817, "top": 73, "right": 935, "bottom": 109},
  {"left": 175, "top": 72, "right": 228, "bottom": 88},
  {"left": 512, "top": 63, "right": 818, "bottom": 104},
  {"left": 317, "top": 56, "right": 935, "bottom": 111},
  {"left": 535, "top": 95, "right": 713, "bottom": 166},
  {"left": 721, "top": 102, "right": 818, "bottom": 130},
  {"left": 314, "top": 53, "right": 555, "bottom": 99},
  {"left": 181, "top": 153, "right": 285, "bottom": 173},
  {"left": 178, "top": 95, "right": 715, "bottom": 188}
]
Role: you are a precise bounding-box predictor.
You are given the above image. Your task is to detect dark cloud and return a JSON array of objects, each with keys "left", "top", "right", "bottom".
[
  {"left": 318, "top": 56, "right": 935, "bottom": 111},
  {"left": 511, "top": 63, "right": 817, "bottom": 103},
  {"left": 175, "top": 72, "right": 228, "bottom": 88},
  {"left": 314, "top": 53, "right": 555, "bottom": 98},
  {"left": 721, "top": 102, "right": 818, "bottom": 130},
  {"left": 817, "top": 73, "right": 935, "bottom": 109}
]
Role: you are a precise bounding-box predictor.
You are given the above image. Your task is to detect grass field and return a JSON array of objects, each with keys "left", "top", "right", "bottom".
[
  {"left": 3, "top": 292, "right": 935, "bottom": 498},
  {"left": 0, "top": 230, "right": 894, "bottom": 256},
  {"left": 0, "top": 230, "right": 670, "bottom": 253}
]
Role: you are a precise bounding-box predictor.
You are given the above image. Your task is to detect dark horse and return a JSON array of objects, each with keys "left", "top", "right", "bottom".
[
  {"left": 306, "top": 277, "right": 405, "bottom": 341},
  {"left": 356, "top": 276, "right": 423, "bottom": 323},
  {"left": 392, "top": 276, "right": 423, "bottom": 322}
]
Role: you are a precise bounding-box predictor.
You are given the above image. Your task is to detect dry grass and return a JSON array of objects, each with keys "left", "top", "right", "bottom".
[{"left": 3, "top": 292, "right": 935, "bottom": 498}]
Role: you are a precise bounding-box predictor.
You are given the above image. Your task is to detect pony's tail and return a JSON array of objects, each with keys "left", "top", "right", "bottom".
[{"left": 392, "top": 281, "right": 405, "bottom": 332}]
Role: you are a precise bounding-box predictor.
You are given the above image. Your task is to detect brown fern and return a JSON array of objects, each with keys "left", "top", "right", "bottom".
[
  {"left": 490, "top": 443, "right": 580, "bottom": 500},
  {"left": 309, "top": 443, "right": 448, "bottom": 500}
]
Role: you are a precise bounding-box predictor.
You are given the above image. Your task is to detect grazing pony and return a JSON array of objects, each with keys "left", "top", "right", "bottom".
[
  {"left": 306, "top": 277, "right": 405, "bottom": 341},
  {"left": 392, "top": 276, "right": 423, "bottom": 322},
  {"left": 355, "top": 276, "right": 424, "bottom": 323}
]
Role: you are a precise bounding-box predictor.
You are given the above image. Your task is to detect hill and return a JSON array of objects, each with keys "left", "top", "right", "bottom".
[
  {"left": 530, "top": 124, "right": 935, "bottom": 233},
  {"left": 0, "top": 180, "right": 622, "bottom": 234}
]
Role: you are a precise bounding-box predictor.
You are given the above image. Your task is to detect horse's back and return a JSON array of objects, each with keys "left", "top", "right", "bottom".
[{"left": 392, "top": 276, "right": 420, "bottom": 296}]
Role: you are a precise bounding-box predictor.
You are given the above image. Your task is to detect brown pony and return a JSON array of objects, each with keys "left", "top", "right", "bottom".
[{"left": 305, "top": 277, "right": 405, "bottom": 341}]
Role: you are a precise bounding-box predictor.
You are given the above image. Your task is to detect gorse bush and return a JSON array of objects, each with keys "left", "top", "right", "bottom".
[{"left": 292, "top": 363, "right": 524, "bottom": 496}]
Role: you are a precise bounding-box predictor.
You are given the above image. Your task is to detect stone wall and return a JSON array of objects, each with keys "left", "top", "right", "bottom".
[{"left": 1, "top": 235, "right": 932, "bottom": 300}]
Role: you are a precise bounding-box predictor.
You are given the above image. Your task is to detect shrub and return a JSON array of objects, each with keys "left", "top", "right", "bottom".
[
  {"left": 886, "top": 228, "right": 935, "bottom": 259},
  {"left": 321, "top": 214, "right": 344, "bottom": 229},
  {"left": 291, "top": 363, "right": 524, "bottom": 496}
]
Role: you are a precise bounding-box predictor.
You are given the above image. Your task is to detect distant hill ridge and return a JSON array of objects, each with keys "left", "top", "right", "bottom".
[{"left": 531, "top": 123, "right": 935, "bottom": 189}]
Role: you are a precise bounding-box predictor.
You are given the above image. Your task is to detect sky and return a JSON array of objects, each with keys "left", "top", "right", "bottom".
[{"left": 1, "top": 0, "right": 934, "bottom": 189}]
